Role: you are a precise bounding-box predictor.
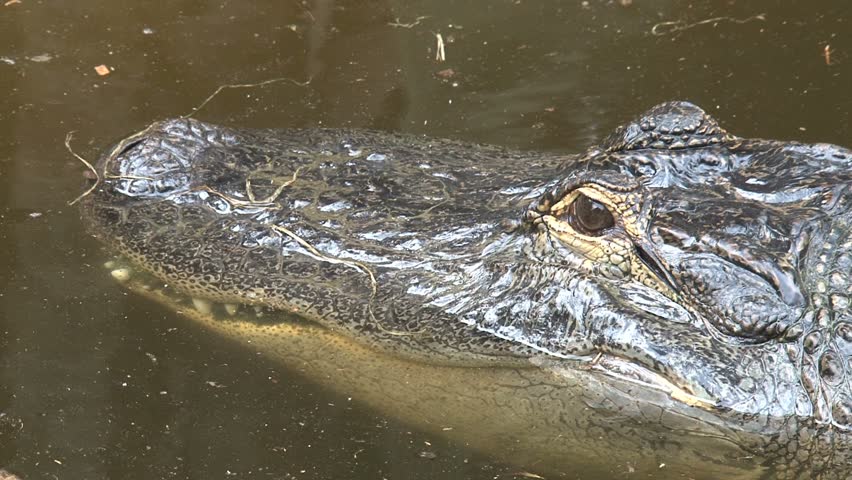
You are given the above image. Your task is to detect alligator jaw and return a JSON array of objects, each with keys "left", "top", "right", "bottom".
[
  {"left": 531, "top": 351, "right": 717, "bottom": 410},
  {"left": 590, "top": 353, "right": 717, "bottom": 409}
]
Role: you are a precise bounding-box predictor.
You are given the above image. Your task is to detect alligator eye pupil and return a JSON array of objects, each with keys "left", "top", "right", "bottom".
[{"left": 569, "top": 193, "right": 615, "bottom": 235}]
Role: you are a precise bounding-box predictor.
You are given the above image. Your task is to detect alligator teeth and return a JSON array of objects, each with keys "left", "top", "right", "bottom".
[
  {"left": 192, "top": 298, "right": 213, "bottom": 315},
  {"left": 110, "top": 268, "right": 131, "bottom": 282},
  {"left": 224, "top": 304, "right": 239, "bottom": 316}
]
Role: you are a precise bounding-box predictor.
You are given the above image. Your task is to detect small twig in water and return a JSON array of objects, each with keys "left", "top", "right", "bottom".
[
  {"left": 387, "top": 16, "right": 430, "bottom": 28},
  {"left": 824, "top": 44, "right": 833, "bottom": 66},
  {"left": 504, "top": 472, "right": 546, "bottom": 480},
  {"left": 294, "top": 0, "right": 315, "bottom": 23},
  {"left": 66, "top": 132, "right": 99, "bottom": 206},
  {"left": 67, "top": 124, "right": 161, "bottom": 205},
  {"left": 269, "top": 224, "right": 421, "bottom": 337},
  {"left": 651, "top": 13, "right": 766, "bottom": 37},
  {"left": 189, "top": 186, "right": 277, "bottom": 210},
  {"left": 184, "top": 167, "right": 305, "bottom": 212},
  {"left": 182, "top": 76, "right": 312, "bottom": 119},
  {"left": 246, "top": 166, "right": 303, "bottom": 203},
  {"left": 435, "top": 33, "right": 446, "bottom": 62}
]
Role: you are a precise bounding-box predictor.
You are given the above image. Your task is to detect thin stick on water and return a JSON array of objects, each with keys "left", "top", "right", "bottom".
[
  {"left": 651, "top": 13, "right": 766, "bottom": 36},
  {"left": 269, "top": 224, "right": 422, "bottom": 337},
  {"left": 66, "top": 123, "right": 161, "bottom": 205},
  {"left": 388, "top": 15, "right": 429, "bottom": 28},
  {"left": 435, "top": 33, "right": 446, "bottom": 62},
  {"left": 246, "top": 166, "right": 303, "bottom": 203},
  {"left": 182, "top": 76, "right": 312, "bottom": 119},
  {"left": 66, "top": 132, "right": 99, "bottom": 206}
]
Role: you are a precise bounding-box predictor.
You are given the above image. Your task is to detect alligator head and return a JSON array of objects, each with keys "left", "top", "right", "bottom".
[
  {"left": 515, "top": 103, "right": 852, "bottom": 421},
  {"left": 81, "top": 101, "right": 852, "bottom": 477}
]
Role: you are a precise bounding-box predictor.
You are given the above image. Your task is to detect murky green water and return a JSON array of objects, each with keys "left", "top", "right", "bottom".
[{"left": 1, "top": 1, "right": 849, "bottom": 478}]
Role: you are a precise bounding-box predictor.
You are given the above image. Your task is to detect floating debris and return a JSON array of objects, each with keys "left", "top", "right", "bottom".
[
  {"left": 0, "top": 469, "right": 23, "bottom": 480},
  {"left": 388, "top": 15, "right": 429, "bottom": 28},
  {"left": 435, "top": 68, "right": 455, "bottom": 79},
  {"left": 508, "top": 473, "right": 545, "bottom": 480},
  {"left": 435, "top": 33, "right": 446, "bottom": 62},
  {"left": 184, "top": 76, "right": 311, "bottom": 119},
  {"left": 28, "top": 53, "right": 53, "bottom": 63},
  {"left": 94, "top": 64, "right": 111, "bottom": 76},
  {"left": 110, "top": 268, "right": 131, "bottom": 282},
  {"left": 651, "top": 13, "right": 766, "bottom": 37}
]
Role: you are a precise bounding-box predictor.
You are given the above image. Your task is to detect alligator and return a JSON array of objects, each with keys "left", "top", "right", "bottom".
[{"left": 80, "top": 102, "right": 852, "bottom": 479}]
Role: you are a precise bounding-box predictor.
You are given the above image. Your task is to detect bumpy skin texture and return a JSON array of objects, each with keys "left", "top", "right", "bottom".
[{"left": 82, "top": 102, "right": 852, "bottom": 477}]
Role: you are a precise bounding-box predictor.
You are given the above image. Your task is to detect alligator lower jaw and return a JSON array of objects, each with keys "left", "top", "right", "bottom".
[
  {"left": 101, "top": 257, "right": 312, "bottom": 325},
  {"left": 102, "top": 257, "right": 718, "bottom": 411},
  {"left": 588, "top": 354, "right": 717, "bottom": 410},
  {"left": 530, "top": 353, "right": 718, "bottom": 411}
]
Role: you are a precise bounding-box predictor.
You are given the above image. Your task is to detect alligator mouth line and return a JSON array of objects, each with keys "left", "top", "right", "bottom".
[
  {"left": 583, "top": 352, "right": 717, "bottom": 410},
  {"left": 101, "top": 258, "right": 315, "bottom": 326},
  {"left": 101, "top": 256, "right": 719, "bottom": 411}
]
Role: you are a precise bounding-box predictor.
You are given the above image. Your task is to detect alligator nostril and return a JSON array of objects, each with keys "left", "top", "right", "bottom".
[{"left": 117, "top": 138, "right": 145, "bottom": 158}]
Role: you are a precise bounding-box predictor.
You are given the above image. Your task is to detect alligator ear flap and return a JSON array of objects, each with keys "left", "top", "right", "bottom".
[{"left": 601, "top": 101, "right": 735, "bottom": 152}]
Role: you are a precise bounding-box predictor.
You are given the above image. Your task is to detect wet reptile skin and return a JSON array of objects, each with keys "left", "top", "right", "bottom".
[{"left": 81, "top": 102, "right": 851, "bottom": 477}]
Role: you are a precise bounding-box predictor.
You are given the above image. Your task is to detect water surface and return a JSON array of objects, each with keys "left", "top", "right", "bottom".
[{"left": 0, "top": 1, "right": 850, "bottom": 478}]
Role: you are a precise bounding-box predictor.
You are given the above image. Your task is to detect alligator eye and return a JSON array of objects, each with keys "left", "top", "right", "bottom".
[{"left": 567, "top": 193, "right": 615, "bottom": 236}]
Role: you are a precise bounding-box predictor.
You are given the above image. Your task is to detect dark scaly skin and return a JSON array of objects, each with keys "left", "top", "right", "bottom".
[{"left": 81, "top": 102, "right": 852, "bottom": 477}]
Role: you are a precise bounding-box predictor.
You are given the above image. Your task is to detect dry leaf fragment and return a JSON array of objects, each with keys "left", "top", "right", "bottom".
[
  {"left": 510, "top": 473, "right": 545, "bottom": 479},
  {"left": 0, "top": 469, "right": 23, "bottom": 480},
  {"left": 435, "top": 68, "right": 455, "bottom": 79}
]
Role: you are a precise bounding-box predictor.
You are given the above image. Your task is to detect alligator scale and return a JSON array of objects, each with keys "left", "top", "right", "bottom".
[{"left": 81, "top": 102, "right": 852, "bottom": 478}]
